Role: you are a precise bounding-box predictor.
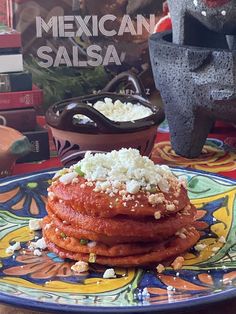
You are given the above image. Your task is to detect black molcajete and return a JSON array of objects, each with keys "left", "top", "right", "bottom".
[{"left": 149, "top": 0, "right": 236, "bottom": 158}]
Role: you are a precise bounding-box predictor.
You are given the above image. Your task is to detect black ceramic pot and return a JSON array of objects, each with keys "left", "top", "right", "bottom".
[{"left": 46, "top": 72, "right": 165, "bottom": 166}]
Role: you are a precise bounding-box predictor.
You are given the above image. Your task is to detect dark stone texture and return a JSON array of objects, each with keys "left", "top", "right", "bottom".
[
  {"left": 149, "top": 0, "right": 236, "bottom": 158},
  {"left": 168, "top": 0, "right": 236, "bottom": 46}
]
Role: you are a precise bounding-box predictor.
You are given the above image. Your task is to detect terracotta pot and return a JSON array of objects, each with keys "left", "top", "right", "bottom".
[
  {"left": 0, "top": 126, "right": 31, "bottom": 178},
  {"left": 46, "top": 72, "right": 165, "bottom": 166}
]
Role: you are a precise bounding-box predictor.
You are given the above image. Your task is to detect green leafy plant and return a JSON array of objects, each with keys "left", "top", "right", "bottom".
[{"left": 24, "top": 56, "right": 112, "bottom": 112}]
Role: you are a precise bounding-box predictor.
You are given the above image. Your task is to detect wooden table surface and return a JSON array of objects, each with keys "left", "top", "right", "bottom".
[{"left": 1, "top": 298, "right": 236, "bottom": 314}]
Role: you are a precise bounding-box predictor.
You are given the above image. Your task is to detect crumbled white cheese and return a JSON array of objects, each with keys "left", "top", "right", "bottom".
[
  {"left": 74, "top": 98, "right": 153, "bottom": 123},
  {"left": 29, "top": 219, "right": 43, "bottom": 231},
  {"left": 126, "top": 180, "right": 141, "bottom": 194},
  {"left": 178, "top": 233, "right": 187, "bottom": 239},
  {"left": 112, "top": 180, "right": 122, "bottom": 189},
  {"left": 87, "top": 241, "right": 97, "bottom": 248},
  {"left": 6, "top": 242, "right": 21, "bottom": 254},
  {"left": 148, "top": 193, "right": 165, "bottom": 205},
  {"left": 219, "top": 236, "right": 226, "bottom": 243},
  {"left": 59, "top": 172, "right": 78, "bottom": 185},
  {"left": 141, "top": 287, "right": 150, "bottom": 298},
  {"left": 178, "top": 175, "right": 188, "bottom": 188},
  {"left": 53, "top": 169, "right": 68, "bottom": 180},
  {"left": 103, "top": 268, "right": 116, "bottom": 279},
  {"left": 160, "top": 165, "right": 171, "bottom": 173},
  {"left": 72, "top": 177, "right": 79, "bottom": 184},
  {"left": 154, "top": 211, "right": 161, "bottom": 220},
  {"left": 171, "top": 256, "right": 184, "bottom": 270},
  {"left": 29, "top": 237, "right": 47, "bottom": 250},
  {"left": 95, "top": 181, "right": 111, "bottom": 192},
  {"left": 48, "top": 191, "right": 55, "bottom": 200},
  {"left": 33, "top": 249, "right": 42, "bottom": 256},
  {"left": 156, "top": 264, "right": 165, "bottom": 273},
  {"left": 176, "top": 228, "right": 187, "bottom": 239},
  {"left": 158, "top": 178, "right": 170, "bottom": 193},
  {"left": 194, "top": 243, "right": 207, "bottom": 251},
  {"left": 68, "top": 148, "right": 175, "bottom": 194},
  {"left": 166, "top": 204, "right": 176, "bottom": 212},
  {"left": 44, "top": 223, "right": 52, "bottom": 230},
  {"left": 71, "top": 261, "right": 89, "bottom": 273},
  {"left": 166, "top": 285, "right": 174, "bottom": 291}
]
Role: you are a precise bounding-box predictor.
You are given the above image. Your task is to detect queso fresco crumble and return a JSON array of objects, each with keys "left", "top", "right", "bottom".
[
  {"left": 56, "top": 148, "right": 179, "bottom": 194},
  {"left": 52, "top": 148, "right": 188, "bottom": 218},
  {"left": 74, "top": 98, "right": 153, "bottom": 123}
]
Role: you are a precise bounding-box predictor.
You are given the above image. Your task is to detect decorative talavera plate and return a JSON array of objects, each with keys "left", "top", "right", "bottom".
[{"left": 0, "top": 168, "right": 236, "bottom": 313}]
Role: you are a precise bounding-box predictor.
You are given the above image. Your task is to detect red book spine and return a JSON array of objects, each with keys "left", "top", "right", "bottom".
[
  {"left": 0, "top": 0, "right": 13, "bottom": 27},
  {"left": 0, "top": 31, "right": 21, "bottom": 49},
  {"left": 11, "top": 0, "right": 29, "bottom": 3},
  {"left": 0, "top": 85, "right": 43, "bottom": 109},
  {"left": 0, "top": 1, "right": 8, "bottom": 26},
  {"left": 6, "top": 0, "right": 13, "bottom": 28}
]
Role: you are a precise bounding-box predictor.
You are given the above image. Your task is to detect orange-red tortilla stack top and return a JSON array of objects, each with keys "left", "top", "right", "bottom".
[{"left": 43, "top": 148, "right": 200, "bottom": 267}]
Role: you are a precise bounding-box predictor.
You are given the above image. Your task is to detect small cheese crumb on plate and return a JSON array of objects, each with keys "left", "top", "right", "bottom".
[
  {"left": 141, "top": 287, "right": 150, "bottom": 298},
  {"left": 29, "top": 237, "right": 47, "bottom": 251},
  {"left": 29, "top": 219, "right": 43, "bottom": 231},
  {"left": 194, "top": 243, "right": 207, "bottom": 251},
  {"left": 33, "top": 249, "right": 42, "bottom": 256},
  {"left": 156, "top": 264, "right": 165, "bottom": 273},
  {"left": 71, "top": 261, "right": 89, "bottom": 273},
  {"left": 166, "top": 285, "right": 174, "bottom": 291},
  {"left": 218, "top": 236, "right": 226, "bottom": 243},
  {"left": 171, "top": 256, "right": 184, "bottom": 270},
  {"left": 6, "top": 242, "right": 21, "bottom": 254},
  {"left": 103, "top": 268, "right": 116, "bottom": 279}
]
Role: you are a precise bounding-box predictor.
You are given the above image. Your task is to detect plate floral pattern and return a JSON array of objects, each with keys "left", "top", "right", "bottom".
[
  {"left": 152, "top": 139, "right": 236, "bottom": 173},
  {"left": 0, "top": 168, "right": 236, "bottom": 313}
]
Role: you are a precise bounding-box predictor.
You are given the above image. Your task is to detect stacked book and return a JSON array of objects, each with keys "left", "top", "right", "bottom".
[{"left": 0, "top": 24, "right": 49, "bottom": 162}]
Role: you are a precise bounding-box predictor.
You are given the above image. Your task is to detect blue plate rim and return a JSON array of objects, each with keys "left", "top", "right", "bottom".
[
  {"left": 0, "top": 167, "right": 236, "bottom": 313},
  {"left": 1, "top": 286, "right": 236, "bottom": 313}
]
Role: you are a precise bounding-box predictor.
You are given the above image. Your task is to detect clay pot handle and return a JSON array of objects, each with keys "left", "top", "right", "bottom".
[
  {"left": 102, "top": 72, "right": 148, "bottom": 101},
  {"left": 56, "top": 102, "right": 154, "bottom": 133}
]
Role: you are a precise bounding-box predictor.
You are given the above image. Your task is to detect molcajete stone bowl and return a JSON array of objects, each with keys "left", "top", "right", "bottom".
[
  {"left": 46, "top": 72, "right": 165, "bottom": 166},
  {"left": 149, "top": 31, "right": 236, "bottom": 158}
]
